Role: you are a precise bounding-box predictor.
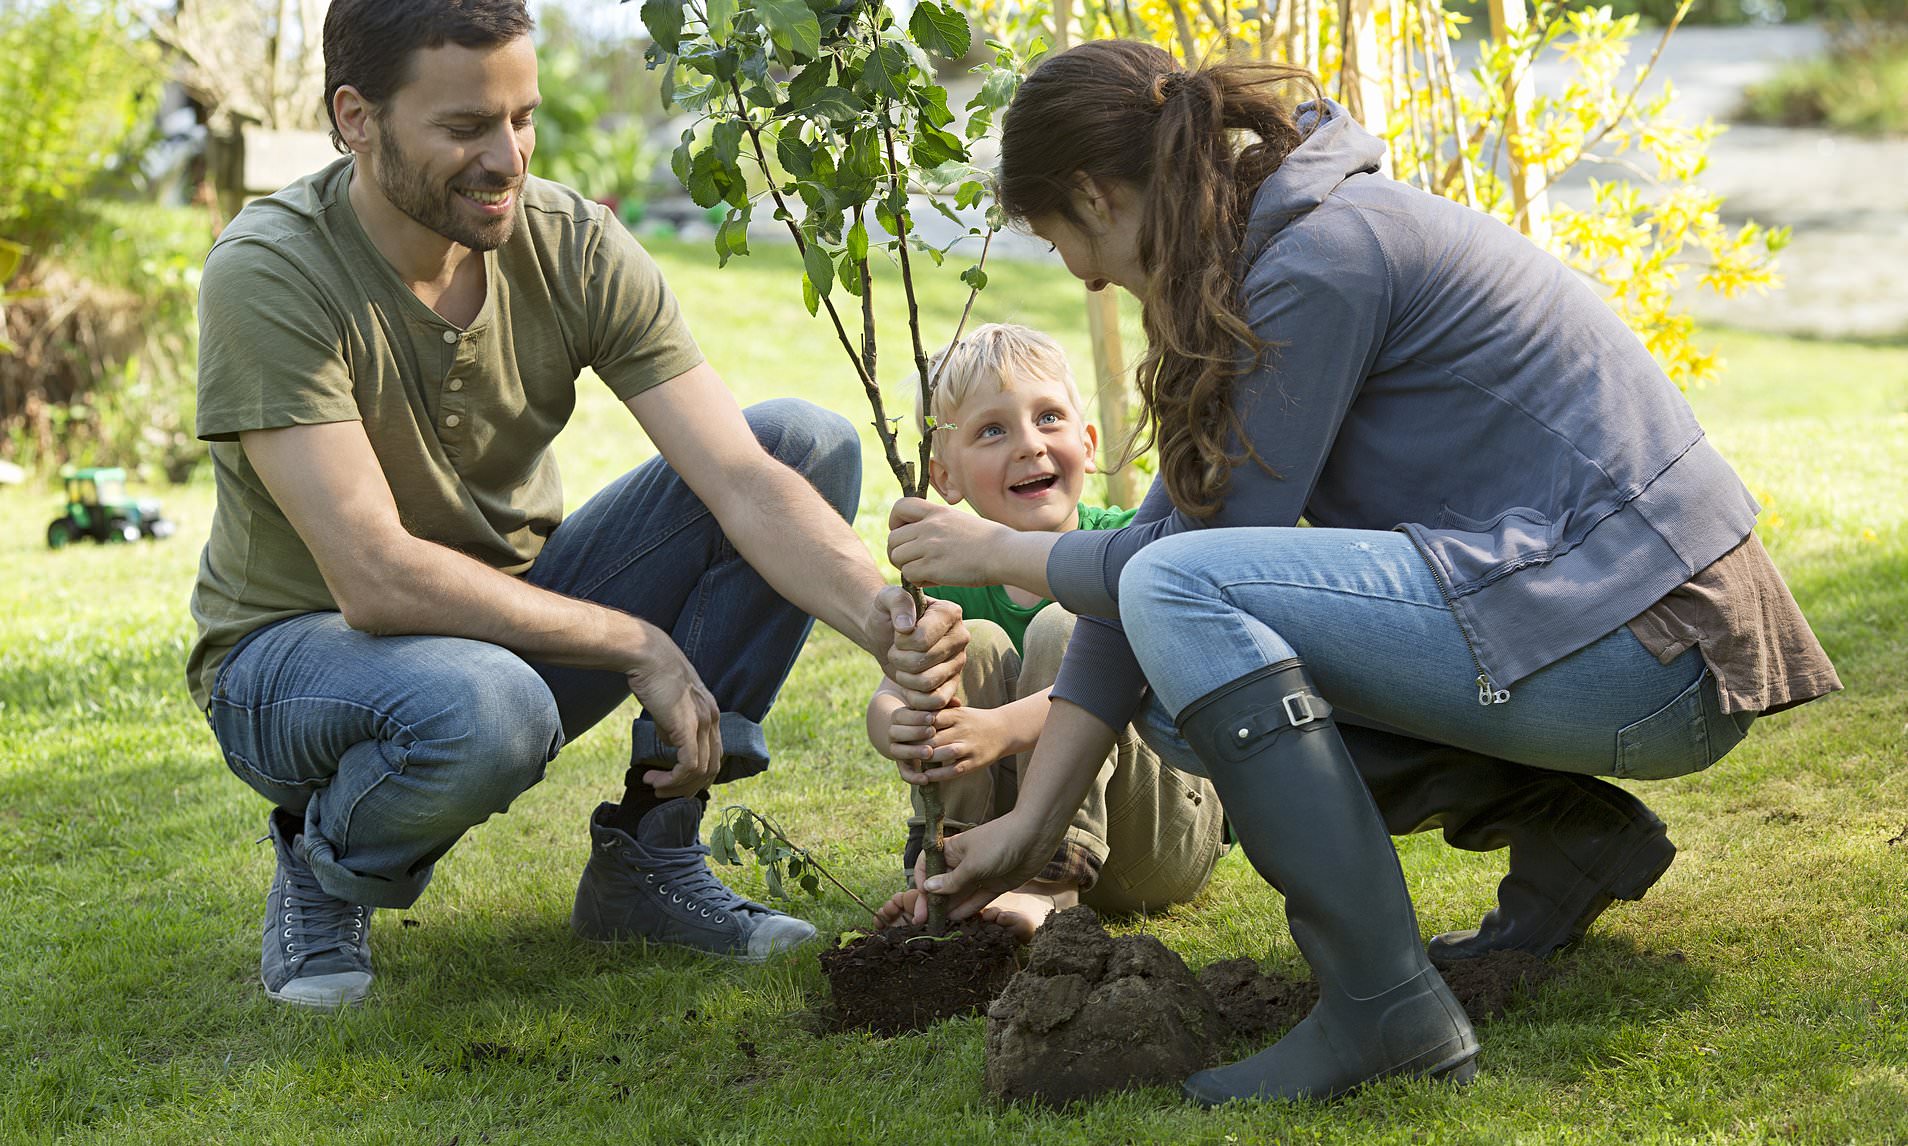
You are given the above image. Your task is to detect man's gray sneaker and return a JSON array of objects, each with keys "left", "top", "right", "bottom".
[
  {"left": 262, "top": 809, "right": 373, "bottom": 1010},
  {"left": 571, "top": 799, "right": 817, "bottom": 961}
]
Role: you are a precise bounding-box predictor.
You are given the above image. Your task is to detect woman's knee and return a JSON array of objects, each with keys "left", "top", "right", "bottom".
[
  {"left": 1117, "top": 536, "right": 1226, "bottom": 661},
  {"left": 746, "top": 398, "right": 862, "bottom": 519}
]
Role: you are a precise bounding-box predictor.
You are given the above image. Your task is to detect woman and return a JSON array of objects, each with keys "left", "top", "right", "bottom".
[{"left": 886, "top": 40, "right": 1840, "bottom": 1105}]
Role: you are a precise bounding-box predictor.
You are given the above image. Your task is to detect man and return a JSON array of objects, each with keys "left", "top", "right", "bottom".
[{"left": 190, "top": 0, "right": 966, "bottom": 1010}]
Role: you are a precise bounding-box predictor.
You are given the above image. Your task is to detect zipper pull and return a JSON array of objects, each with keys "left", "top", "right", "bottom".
[{"left": 1476, "top": 675, "right": 1512, "bottom": 706}]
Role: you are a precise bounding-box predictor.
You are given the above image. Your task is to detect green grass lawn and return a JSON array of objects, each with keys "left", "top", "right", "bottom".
[{"left": 3, "top": 236, "right": 1905, "bottom": 1144}]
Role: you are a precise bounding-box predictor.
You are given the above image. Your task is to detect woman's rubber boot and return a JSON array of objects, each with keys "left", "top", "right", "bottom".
[
  {"left": 1339, "top": 724, "right": 1677, "bottom": 961},
  {"left": 1176, "top": 659, "right": 1479, "bottom": 1105}
]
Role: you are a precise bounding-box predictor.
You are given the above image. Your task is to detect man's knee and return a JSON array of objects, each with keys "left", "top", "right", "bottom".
[
  {"left": 426, "top": 652, "right": 564, "bottom": 817},
  {"left": 746, "top": 398, "right": 861, "bottom": 519}
]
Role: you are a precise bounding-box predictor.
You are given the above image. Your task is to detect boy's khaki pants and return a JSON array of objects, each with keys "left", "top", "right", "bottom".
[{"left": 909, "top": 608, "right": 1228, "bottom": 915}]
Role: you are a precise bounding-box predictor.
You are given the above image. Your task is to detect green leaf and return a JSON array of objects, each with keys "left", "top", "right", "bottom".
[
  {"left": 907, "top": 1, "right": 971, "bottom": 59},
  {"left": 705, "top": 0, "right": 737, "bottom": 41},
  {"left": 758, "top": 0, "right": 823, "bottom": 61},
  {"left": 785, "top": 59, "right": 832, "bottom": 109},
  {"left": 847, "top": 217, "right": 869, "bottom": 262},
  {"left": 765, "top": 863, "right": 785, "bottom": 899},
  {"left": 961, "top": 264, "right": 988, "bottom": 291},
  {"left": 909, "top": 127, "right": 962, "bottom": 169},
  {"left": 971, "top": 67, "right": 1019, "bottom": 113},
  {"left": 875, "top": 200, "right": 902, "bottom": 239},
  {"left": 734, "top": 815, "right": 759, "bottom": 850},
  {"left": 800, "top": 873, "right": 822, "bottom": 897},
  {"left": 804, "top": 85, "right": 867, "bottom": 123},
  {"left": 955, "top": 179, "right": 986, "bottom": 209},
  {"left": 717, "top": 207, "right": 751, "bottom": 266},
  {"left": 803, "top": 240, "right": 835, "bottom": 299},
  {"left": 685, "top": 147, "right": 725, "bottom": 208},
  {"left": 641, "top": 0, "right": 685, "bottom": 53},
  {"left": 836, "top": 250, "right": 863, "bottom": 296},
  {"left": 711, "top": 119, "right": 743, "bottom": 168},
  {"left": 864, "top": 41, "right": 911, "bottom": 102},
  {"left": 801, "top": 274, "right": 821, "bottom": 316},
  {"left": 776, "top": 131, "right": 814, "bottom": 178}
]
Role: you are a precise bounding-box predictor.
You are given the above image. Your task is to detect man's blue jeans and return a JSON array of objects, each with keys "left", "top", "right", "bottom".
[
  {"left": 205, "top": 399, "right": 861, "bottom": 909},
  {"left": 1118, "top": 528, "right": 1754, "bottom": 781}
]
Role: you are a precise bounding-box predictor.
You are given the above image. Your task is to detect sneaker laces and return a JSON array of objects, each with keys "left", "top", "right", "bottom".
[
  {"left": 277, "top": 862, "right": 369, "bottom": 970},
  {"left": 636, "top": 839, "right": 766, "bottom": 922}
]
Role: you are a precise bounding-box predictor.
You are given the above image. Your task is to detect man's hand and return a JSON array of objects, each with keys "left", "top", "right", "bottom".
[
  {"left": 885, "top": 700, "right": 1016, "bottom": 786},
  {"left": 887, "top": 498, "right": 1017, "bottom": 587},
  {"left": 624, "top": 627, "right": 722, "bottom": 798},
  {"left": 870, "top": 588, "right": 967, "bottom": 710}
]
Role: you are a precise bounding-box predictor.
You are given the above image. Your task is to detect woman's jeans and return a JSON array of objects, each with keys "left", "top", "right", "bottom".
[
  {"left": 205, "top": 399, "right": 861, "bottom": 909},
  {"left": 1118, "top": 528, "right": 1754, "bottom": 782}
]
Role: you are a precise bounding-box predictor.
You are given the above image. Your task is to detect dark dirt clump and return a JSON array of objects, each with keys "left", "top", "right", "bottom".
[
  {"left": 1433, "top": 948, "right": 1561, "bottom": 1021},
  {"left": 819, "top": 918, "right": 1022, "bottom": 1035},
  {"left": 985, "top": 906, "right": 1231, "bottom": 1107},
  {"left": 1196, "top": 957, "right": 1318, "bottom": 1041},
  {"left": 1198, "top": 948, "right": 1563, "bottom": 1047}
]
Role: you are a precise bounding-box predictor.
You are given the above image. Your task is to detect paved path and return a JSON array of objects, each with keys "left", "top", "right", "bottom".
[{"left": 1532, "top": 25, "right": 1908, "bottom": 340}]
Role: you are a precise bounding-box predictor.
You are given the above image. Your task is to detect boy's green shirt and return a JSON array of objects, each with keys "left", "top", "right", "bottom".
[{"left": 926, "top": 503, "right": 1136, "bottom": 655}]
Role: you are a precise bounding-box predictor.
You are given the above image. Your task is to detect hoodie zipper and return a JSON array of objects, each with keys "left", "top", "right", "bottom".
[{"left": 1406, "top": 532, "right": 1512, "bottom": 706}]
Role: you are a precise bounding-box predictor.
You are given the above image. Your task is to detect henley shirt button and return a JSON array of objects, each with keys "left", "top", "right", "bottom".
[
  {"left": 441, "top": 330, "right": 458, "bottom": 344},
  {"left": 445, "top": 414, "right": 462, "bottom": 428},
  {"left": 448, "top": 378, "right": 464, "bottom": 391}
]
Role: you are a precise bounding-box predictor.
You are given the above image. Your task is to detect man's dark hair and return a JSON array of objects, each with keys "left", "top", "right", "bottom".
[{"left": 323, "top": 0, "right": 536, "bottom": 151}]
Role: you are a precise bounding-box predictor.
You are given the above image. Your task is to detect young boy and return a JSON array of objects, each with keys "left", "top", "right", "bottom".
[{"left": 866, "top": 324, "right": 1228, "bottom": 938}]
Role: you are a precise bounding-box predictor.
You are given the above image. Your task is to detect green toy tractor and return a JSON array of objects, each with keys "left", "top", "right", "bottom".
[{"left": 45, "top": 466, "right": 176, "bottom": 549}]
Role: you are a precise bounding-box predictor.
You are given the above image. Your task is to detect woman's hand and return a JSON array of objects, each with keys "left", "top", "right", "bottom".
[
  {"left": 887, "top": 498, "right": 1015, "bottom": 587},
  {"left": 916, "top": 811, "right": 1058, "bottom": 922},
  {"left": 886, "top": 700, "right": 1017, "bottom": 785}
]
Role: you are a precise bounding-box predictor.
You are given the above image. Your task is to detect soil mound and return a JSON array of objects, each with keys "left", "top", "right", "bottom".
[
  {"left": 819, "top": 917, "right": 1021, "bottom": 1035},
  {"left": 1434, "top": 948, "right": 1560, "bottom": 1021},
  {"left": 984, "top": 906, "right": 1230, "bottom": 1107},
  {"left": 1197, "top": 948, "right": 1562, "bottom": 1043}
]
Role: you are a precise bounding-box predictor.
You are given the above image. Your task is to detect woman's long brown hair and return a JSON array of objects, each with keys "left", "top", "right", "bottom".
[{"left": 998, "top": 40, "right": 1319, "bottom": 518}]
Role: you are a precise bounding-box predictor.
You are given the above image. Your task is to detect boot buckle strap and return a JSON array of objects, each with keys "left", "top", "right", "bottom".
[{"left": 1282, "top": 691, "right": 1327, "bottom": 728}]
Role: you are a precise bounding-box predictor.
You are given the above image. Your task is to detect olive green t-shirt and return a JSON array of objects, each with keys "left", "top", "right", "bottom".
[
  {"left": 186, "top": 158, "right": 704, "bottom": 708},
  {"left": 925, "top": 503, "right": 1137, "bottom": 655}
]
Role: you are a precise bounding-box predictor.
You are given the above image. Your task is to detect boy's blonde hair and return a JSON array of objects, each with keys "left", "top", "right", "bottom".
[{"left": 915, "top": 323, "right": 1086, "bottom": 454}]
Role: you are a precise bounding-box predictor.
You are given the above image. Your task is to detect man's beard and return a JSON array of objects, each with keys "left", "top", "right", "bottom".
[{"left": 374, "top": 128, "right": 519, "bottom": 252}]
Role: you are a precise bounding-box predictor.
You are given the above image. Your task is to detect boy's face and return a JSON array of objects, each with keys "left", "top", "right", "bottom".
[{"left": 930, "top": 372, "right": 1098, "bottom": 534}]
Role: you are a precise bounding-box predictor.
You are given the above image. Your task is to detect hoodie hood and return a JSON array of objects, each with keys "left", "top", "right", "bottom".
[{"left": 1240, "top": 100, "right": 1387, "bottom": 267}]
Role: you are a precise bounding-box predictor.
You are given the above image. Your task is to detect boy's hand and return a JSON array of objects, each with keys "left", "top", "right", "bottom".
[
  {"left": 886, "top": 700, "right": 1016, "bottom": 785},
  {"left": 888, "top": 498, "right": 1014, "bottom": 587}
]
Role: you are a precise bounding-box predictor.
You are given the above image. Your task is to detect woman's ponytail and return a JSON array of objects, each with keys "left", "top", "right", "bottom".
[{"left": 999, "top": 42, "right": 1318, "bottom": 517}]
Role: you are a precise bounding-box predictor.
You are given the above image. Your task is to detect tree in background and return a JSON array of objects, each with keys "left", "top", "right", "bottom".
[
  {"left": 0, "top": 1, "right": 196, "bottom": 478},
  {"left": 143, "top": 0, "right": 331, "bottom": 137},
  {"left": 531, "top": 5, "right": 667, "bottom": 219},
  {"left": 962, "top": 0, "right": 1784, "bottom": 392}
]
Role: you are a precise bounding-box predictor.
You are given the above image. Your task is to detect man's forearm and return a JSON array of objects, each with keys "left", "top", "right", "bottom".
[
  {"left": 714, "top": 458, "right": 890, "bottom": 656},
  {"left": 346, "top": 533, "right": 654, "bottom": 673}
]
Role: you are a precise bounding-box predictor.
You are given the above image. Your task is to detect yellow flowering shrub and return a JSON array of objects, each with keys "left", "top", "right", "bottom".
[{"left": 956, "top": 0, "right": 1785, "bottom": 391}]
